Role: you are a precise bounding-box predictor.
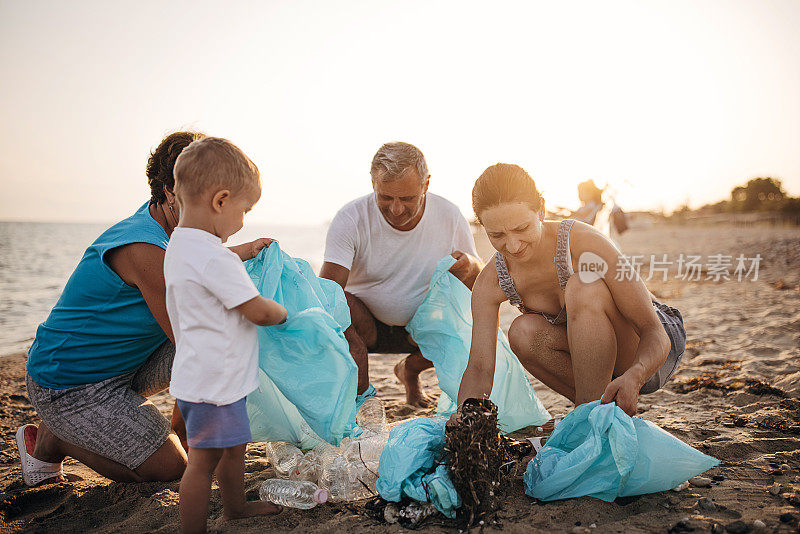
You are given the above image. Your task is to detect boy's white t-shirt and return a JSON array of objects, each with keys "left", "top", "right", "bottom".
[
  {"left": 165, "top": 227, "right": 260, "bottom": 406},
  {"left": 324, "top": 192, "right": 478, "bottom": 326}
]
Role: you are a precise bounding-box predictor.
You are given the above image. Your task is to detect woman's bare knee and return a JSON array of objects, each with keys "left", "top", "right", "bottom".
[
  {"left": 564, "top": 277, "right": 613, "bottom": 317},
  {"left": 508, "top": 315, "right": 558, "bottom": 358},
  {"left": 564, "top": 277, "right": 640, "bottom": 370}
]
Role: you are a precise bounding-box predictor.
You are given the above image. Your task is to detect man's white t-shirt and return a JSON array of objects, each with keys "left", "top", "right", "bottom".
[
  {"left": 324, "top": 192, "right": 478, "bottom": 326},
  {"left": 165, "top": 227, "right": 261, "bottom": 406}
]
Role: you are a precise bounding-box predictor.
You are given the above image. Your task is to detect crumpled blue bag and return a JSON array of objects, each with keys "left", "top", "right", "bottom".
[
  {"left": 376, "top": 417, "right": 461, "bottom": 518},
  {"left": 244, "top": 244, "right": 358, "bottom": 447},
  {"left": 406, "top": 256, "right": 550, "bottom": 432},
  {"left": 524, "top": 401, "right": 720, "bottom": 501}
]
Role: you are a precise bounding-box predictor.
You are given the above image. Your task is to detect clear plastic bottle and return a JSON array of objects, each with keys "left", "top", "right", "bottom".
[
  {"left": 317, "top": 450, "right": 350, "bottom": 501},
  {"left": 289, "top": 450, "right": 320, "bottom": 482},
  {"left": 259, "top": 479, "right": 329, "bottom": 509},
  {"left": 312, "top": 440, "right": 338, "bottom": 460},
  {"left": 317, "top": 448, "right": 376, "bottom": 501},
  {"left": 356, "top": 397, "right": 388, "bottom": 435},
  {"left": 343, "top": 431, "right": 387, "bottom": 464},
  {"left": 348, "top": 459, "right": 378, "bottom": 498},
  {"left": 303, "top": 439, "right": 378, "bottom": 502},
  {"left": 265, "top": 441, "right": 304, "bottom": 479}
]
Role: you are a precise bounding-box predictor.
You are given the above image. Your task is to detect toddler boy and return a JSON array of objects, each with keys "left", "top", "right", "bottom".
[{"left": 165, "top": 137, "right": 287, "bottom": 533}]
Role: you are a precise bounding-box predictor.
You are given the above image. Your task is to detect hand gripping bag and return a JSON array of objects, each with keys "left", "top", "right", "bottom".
[
  {"left": 406, "top": 256, "right": 550, "bottom": 432},
  {"left": 244, "top": 244, "right": 358, "bottom": 447},
  {"left": 376, "top": 417, "right": 461, "bottom": 518},
  {"left": 524, "top": 400, "right": 720, "bottom": 501}
]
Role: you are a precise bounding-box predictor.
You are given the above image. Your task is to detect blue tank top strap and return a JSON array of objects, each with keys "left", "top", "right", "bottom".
[
  {"left": 554, "top": 219, "right": 576, "bottom": 289},
  {"left": 494, "top": 252, "right": 525, "bottom": 311}
]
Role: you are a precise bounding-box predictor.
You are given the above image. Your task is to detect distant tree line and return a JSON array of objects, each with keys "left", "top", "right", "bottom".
[{"left": 671, "top": 177, "right": 800, "bottom": 218}]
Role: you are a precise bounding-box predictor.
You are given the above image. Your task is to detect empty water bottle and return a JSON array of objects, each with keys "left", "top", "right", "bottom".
[
  {"left": 289, "top": 450, "right": 320, "bottom": 482},
  {"left": 356, "top": 397, "right": 387, "bottom": 435},
  {"left": 259, "top": 479, "right": 329, "bottom": 509},
  {"left": 317, "top": 450, "right": 349, "bottom": 501},
  {"left": 265, "top": 441, "right": 304, "bottom": 479},
  {"left": 318, "top": 447, "right": 376, "bottom": 501},
  {"left": 343, "top": 431, "right": 387, "bottom": 464},
  {"left": 348, "top": 458, "right": 379, "bottom": 497}
]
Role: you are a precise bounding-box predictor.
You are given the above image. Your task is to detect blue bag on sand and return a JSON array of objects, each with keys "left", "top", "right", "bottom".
[
  {"left": 376, "top": 417, "right": 461, "bottom": 518},
  {"left": 244, "top": 244, "right": 358, "bottom": 447},
  {"left": 524, "top": 401, "right": 720, "bottom": 502},
  {"left": 406, "top": 256, "right": 550, "bottom": 432},
  {"left": 402, "top": 464, "right": 461, "bottom": 519}
]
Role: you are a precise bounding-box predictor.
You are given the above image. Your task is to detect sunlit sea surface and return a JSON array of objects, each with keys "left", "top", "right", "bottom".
[{"left": 0, "top": 220, "right": 327, "bottom": 357}]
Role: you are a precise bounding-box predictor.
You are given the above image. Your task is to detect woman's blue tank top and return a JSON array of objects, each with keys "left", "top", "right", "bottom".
[{"left": 27, "top": 202, "right": 170, "bottom": 389}]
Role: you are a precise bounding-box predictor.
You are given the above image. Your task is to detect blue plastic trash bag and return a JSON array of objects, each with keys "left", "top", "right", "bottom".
[
  {"left": 524, "top": 400, "right": 720, "bottom": 501},
  {"left": 355, "top": 383, "right": 377, "bottom": 412},
  {"left": 406, "top": 256, "right": 550, "bottom": 432},
  {"left": 244, "top": 244, "right": 358, "bottom": 446},
  {"left": 376, "top": 417, "right": 462, "bottom": 518},
  {"left": 402, "top": 464, "right": 461, "bottom": 519}
]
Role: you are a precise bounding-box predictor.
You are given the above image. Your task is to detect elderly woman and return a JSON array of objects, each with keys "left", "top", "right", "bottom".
[
  {"left": 17, "top": 131, "right": 272, "bottom": 485},
  {"left": 455, "top": 164, "right": 686, "bottom": 422}
]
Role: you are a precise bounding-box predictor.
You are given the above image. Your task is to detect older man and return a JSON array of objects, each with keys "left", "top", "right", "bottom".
[{"left": 320, "top": 142, "right": 482, "bottom": 407}]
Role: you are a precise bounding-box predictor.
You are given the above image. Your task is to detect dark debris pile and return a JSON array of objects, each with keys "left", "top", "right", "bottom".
[
  {"left": 445, "top": 397, "right": 516, "bottom": 526},
  {"left": 675, "top": 373, "right": 787, "bottom": 398}
]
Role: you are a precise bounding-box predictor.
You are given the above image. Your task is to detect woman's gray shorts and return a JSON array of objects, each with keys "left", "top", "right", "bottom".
[
  {"left": 26, "top": 341, "right": 175, "bottom": 471},
  {"left": 639, "top": 302, "right": 686, "bottom": 395}
]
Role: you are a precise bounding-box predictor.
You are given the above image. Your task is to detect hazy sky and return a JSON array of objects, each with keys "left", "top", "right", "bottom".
[{"left": 1, "top": 0, "right": 799, "bottom": 225}]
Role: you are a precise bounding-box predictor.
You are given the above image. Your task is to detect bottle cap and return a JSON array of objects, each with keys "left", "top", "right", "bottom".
[{"left": 314, "top": 488, "right": 329, "bottom": 503}]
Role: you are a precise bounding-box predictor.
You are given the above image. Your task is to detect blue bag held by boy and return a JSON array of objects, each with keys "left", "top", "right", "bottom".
[
  {"left": 244, "top": 244, "right": 358, "bottom": 447},
  {"left": 376, "top": 417, "right": 461, "bottom": 518},
  {"left": 524, "top": 401, "right": 720, "bottom": 502},
  {"left": 406, "top": 256, "right": 550, "bottom": 432}
]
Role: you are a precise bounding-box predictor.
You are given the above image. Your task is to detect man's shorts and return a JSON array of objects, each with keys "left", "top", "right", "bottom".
[
  {"left": 26, "top": 341, "right": 174, "bottom": 471},
  {"left": 176, "top": 397, "right": 251, "bottom": 449},
  {"left": 370, "top": 320, "right": 417, "bottom": 354}
]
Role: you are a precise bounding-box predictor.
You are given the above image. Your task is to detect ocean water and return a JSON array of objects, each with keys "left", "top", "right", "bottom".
[{"left": 0, "top": 220, "right": 327, "bottom": 357}]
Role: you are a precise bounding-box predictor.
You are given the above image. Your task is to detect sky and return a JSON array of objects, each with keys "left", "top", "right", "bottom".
[{"left": 1, "top": 0, "right": 799, "bottom": 225}]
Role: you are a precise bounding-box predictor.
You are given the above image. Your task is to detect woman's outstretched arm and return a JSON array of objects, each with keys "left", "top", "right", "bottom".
[{"left": 455, "top": 266, "right": 505, "bottom": 408}]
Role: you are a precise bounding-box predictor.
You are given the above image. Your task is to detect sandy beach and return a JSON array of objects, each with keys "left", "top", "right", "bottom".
[{"left": 1, "top": 221, "right": 799, "bottom": 533}]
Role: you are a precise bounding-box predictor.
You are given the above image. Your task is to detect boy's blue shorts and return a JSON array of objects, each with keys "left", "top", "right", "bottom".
[{"left": 176, "top": 397, "right": 252, "bottom": 449}]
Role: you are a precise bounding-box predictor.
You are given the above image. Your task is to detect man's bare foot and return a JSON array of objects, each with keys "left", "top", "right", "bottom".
[
  {"left": 222, "top": 500, "right": 282, "bottom": 521},
  {"left": 394, "top": 358, "right": 432, "bottom": 408}
]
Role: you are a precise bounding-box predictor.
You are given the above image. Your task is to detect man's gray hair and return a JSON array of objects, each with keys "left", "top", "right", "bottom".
[{"left": 370, "top": 142, "right": 430, "bottom": 183}]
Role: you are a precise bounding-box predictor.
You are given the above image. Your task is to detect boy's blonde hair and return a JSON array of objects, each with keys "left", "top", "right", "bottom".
[{"left": 173, "top": 137, "right": 260, "bottom": 200}]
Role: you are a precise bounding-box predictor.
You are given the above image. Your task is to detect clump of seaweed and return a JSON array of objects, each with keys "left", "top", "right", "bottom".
[
  {"left": 770, "top": 279, "right": 800, "bottom": 291},
  {"left": 676, "top": 373, "right": 786, "bottom": 397},
  {"left": 745, "top": 379, "right": 787, "bottom": 397},
  {"left": 727, "top": 396, "right": 800, "bottom": 434},
  {"left": 780, "top": 398, "right": 800, "bottom": 413},
  {"left": 675, "top": 373, "right": 735, "bottom": 394},
  {"left": 444, "top": 397, "right": 514, "bottom": 526},
  {"left": 757, "top": 416, "right": 793, "bottom": 433}
]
